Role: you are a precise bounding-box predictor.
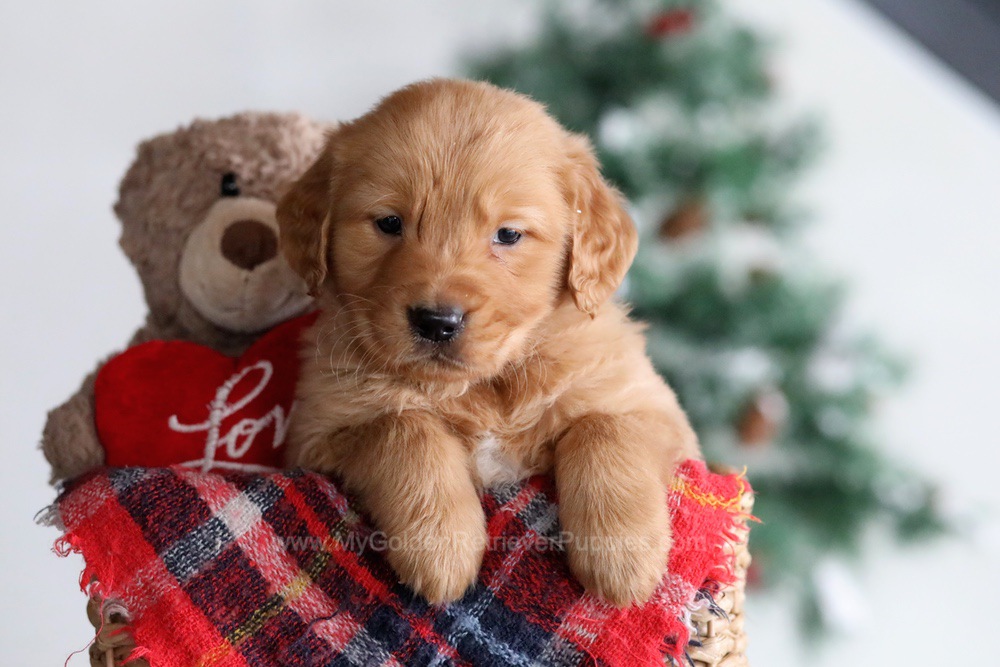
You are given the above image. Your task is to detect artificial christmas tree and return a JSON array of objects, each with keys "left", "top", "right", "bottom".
[{"left": 467, "top": 0, "right": 946, "bottom": 631}]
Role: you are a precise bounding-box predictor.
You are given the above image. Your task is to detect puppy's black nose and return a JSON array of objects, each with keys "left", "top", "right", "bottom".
[
  {"left": 221, "top": 219, "right": 278, "bottom": 271},
  {"left": 408, "top": 306, "right": 465, "bottom": 343}
]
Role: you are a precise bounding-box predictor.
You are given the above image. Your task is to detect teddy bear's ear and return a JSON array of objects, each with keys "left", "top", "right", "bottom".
[{"left": 277, "top": 137, "right": 337, "bottom": 296}]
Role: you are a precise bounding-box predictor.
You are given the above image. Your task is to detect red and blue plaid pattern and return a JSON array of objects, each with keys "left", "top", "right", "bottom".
[{"left": 52, "top": 461, "right": 750, "bottom": 667}]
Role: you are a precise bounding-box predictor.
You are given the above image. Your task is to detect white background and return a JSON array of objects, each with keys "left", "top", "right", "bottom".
[{"left": 1, "top": 1, "right": 997, "bottom": 664}]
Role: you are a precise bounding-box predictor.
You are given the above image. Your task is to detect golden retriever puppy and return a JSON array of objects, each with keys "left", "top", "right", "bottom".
[{"left": 277, "top": 79, "right": 700, "bottom": 606}]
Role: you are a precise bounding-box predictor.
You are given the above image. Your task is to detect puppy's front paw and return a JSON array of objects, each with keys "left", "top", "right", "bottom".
[
  {"left": 386, "top": 495, "right": 488, "bottom": 605},
  {"left": 562, "top": 486, "right": 671, "bottom": 607}
]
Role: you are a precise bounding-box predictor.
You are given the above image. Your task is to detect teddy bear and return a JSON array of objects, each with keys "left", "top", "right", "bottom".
[{"left": 41, "top": 112, "right": 329, "bottom": 483}]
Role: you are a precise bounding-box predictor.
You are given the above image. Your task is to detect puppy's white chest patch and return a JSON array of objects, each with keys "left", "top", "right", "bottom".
[{"left": 474, "top": 433, "right": 527, "bottom": 488}]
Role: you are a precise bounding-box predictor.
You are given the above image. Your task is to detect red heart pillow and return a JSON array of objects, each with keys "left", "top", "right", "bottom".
[{"left": 95, "top": 312, "right": 316, "bottom": 472}]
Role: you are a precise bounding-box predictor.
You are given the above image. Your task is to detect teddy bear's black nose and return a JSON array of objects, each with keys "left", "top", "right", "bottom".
[
  {"left": 220, "top": 219, "right": 278, "bottom": 271},
  {"left": 408, "top": 306, "right": 465, "bottom": 343}
]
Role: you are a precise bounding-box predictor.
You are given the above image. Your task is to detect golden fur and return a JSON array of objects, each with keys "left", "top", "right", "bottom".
[{"left": 277, "top": 79, "right": 700, "bottom": 606}]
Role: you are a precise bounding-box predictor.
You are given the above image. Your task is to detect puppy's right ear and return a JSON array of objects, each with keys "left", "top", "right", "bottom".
[{"left": 277, "top": 136, "right": 337, "bottom": 296}]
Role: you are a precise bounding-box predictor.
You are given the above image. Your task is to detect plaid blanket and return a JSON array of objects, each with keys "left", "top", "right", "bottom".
[{"left": 48, "top": 461, "right": 750, "bottom": 667}]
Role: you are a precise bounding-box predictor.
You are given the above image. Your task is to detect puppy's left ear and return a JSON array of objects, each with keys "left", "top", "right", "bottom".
[
  {"left": 277, "top": 132, "right": 338, "bottom": 296},
  {"left": 561, "top": 133, "right": 638, "bottom": 317}
]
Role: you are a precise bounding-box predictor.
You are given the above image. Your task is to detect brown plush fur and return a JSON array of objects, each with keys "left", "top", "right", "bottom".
[
  {"left": 278, "top": 79, "right": 700, "bottom": 607},
  {"left": 41, "top": 112, "right": 328, "bottom": 483}
]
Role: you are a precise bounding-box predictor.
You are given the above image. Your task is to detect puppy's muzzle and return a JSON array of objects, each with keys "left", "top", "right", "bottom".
[
  {"left": 408, "top": 305, "right": 465, "bottom": 343},
  {"left": 221, "top": 219, "right": 278, "bottom": 271}
]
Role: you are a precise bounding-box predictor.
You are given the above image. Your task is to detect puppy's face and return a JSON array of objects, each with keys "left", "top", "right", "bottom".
[{"left": 279, "top": 80, "right": 637, "bottom": 382}]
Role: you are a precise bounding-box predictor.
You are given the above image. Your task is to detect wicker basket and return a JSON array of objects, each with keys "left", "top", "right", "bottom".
[
  {"left": 86, "top": 490, "right": 753, "bottom": 667},
  {"left": 683, "top": 489, "right": 753, "bottom": 667},
  {"left": 86, "top": 597, "right": 147, "bottom": 667}
]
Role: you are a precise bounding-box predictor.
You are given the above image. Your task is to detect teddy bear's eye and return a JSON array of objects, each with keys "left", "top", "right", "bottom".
[{"left": 220, "top": 172, "right": 240, "bottom": 198}]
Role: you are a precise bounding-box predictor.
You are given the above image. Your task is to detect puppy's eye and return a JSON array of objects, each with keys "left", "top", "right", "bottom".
[
  {"left": 375, "top": 215, "right": 403, "bottom": 236},
  {"left": 220, "top": 172, "right": 240, "bottom": 197},
  {"left": 493, "top": 227, "right": 522, "bottom": 245}
]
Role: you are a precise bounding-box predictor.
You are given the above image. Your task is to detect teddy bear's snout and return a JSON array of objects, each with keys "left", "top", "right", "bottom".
[{"left": 220, "top": 219, "right": 278, "bottom": 271}]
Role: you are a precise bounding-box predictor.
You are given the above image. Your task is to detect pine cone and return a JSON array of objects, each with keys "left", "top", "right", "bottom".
[{"left": 658, "top": 198, "right": 708, "bottom": 240}]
